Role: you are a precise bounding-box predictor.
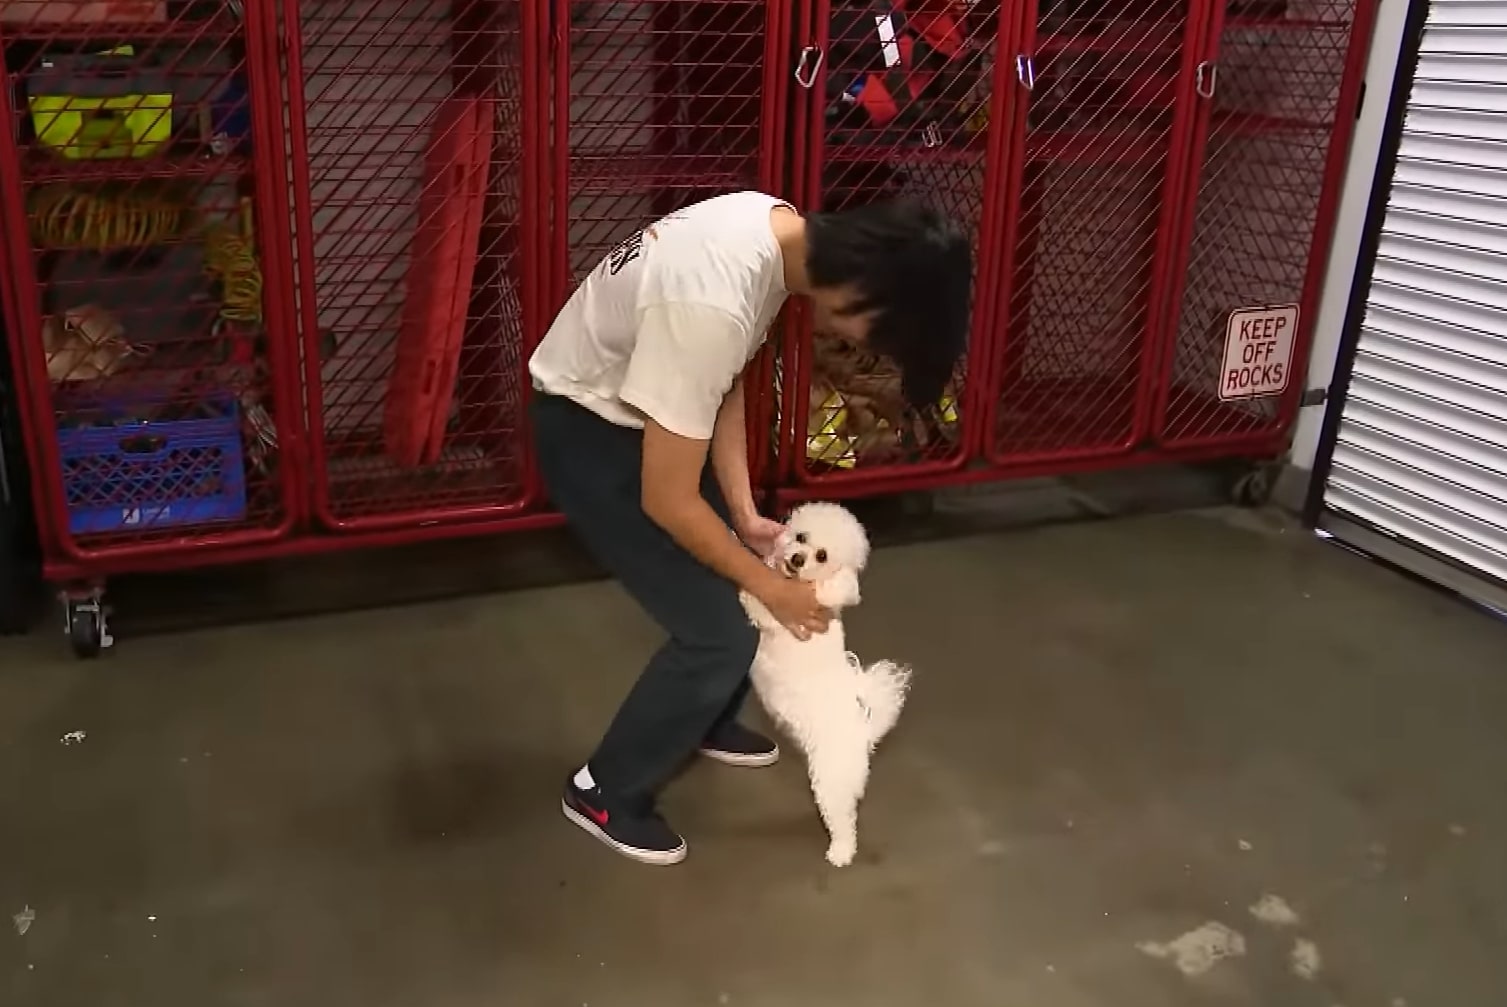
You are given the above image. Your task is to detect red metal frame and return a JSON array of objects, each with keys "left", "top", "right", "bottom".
[
  {"left": 1149, "top": 0, "right": 1379, "bottom": 456},
  {"left": 249, "top": 0, "right": 311, "bottom": 524},
  {"left": 774, "top": 0, "right": 817, "bottom": 488},
  {"left": 779, "top": 0, "right": 1014, "bottom": 494},
  {"left": 744, "top": 0, "right": 793, "bottom": 492},
  {"left": 0, "top": 81, "right": 58, "bottom": 565},
  {"left": 774, "top": 432, "right": 1283, "bottom": 512},
  {"left": 41, "top": 508, "right": 567, "bottom": 582}
]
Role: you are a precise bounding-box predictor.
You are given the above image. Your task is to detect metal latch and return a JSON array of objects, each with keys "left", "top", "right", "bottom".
[{"left": 794, "top": 46, "right": 823, "bottom": 89}]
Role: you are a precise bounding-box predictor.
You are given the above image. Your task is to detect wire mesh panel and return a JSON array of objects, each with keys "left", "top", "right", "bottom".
[
  {"left": 1153, "top": 0, "right": 1373, "bottom": 450},
  {"left": 0, "top": 2, "right": 299, "bottom": 561},
  {"left": 280, "top": 0, "right": 540, "bottom": 531},
  {"left": 551, "top": 0, "right": 787, "bottom": 302},
  {"left": 985, "top": 0, "right": 1198, "bottom": 466},
  {"left": 781, "top": 0, "right": 1004, "bottom": 489},
  {"left": 548, "top": 0, "right": 787, "bottom": 495}
]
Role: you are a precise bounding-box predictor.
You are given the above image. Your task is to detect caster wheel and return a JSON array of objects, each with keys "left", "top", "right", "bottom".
[
  {"left": 62, "top": 596, "right": 112, "bottom": 660},
  {"left": 1231, "top": 465, "right": 1276, "bottom": 508}
]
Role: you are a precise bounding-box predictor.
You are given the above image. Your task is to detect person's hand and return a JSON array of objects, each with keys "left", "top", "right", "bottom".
[
  {"left": 734, "top": 511, "right": 789, "bottom": 560},
  {"left": 758, "top": 574, "right": 832, "bottom": 641}
]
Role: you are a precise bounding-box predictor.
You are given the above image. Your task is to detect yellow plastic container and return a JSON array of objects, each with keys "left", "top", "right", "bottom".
[
  {"left": 29, "top": 91, "right": 172, "bottom": 160},
  {"left": 938, "top": 391, "right": 959, "bottom": 426},
  {"left": 807, "top": 391, "right": 860, "bottom": 469}
]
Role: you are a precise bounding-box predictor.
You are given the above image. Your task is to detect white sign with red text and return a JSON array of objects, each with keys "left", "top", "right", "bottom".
[{"left": 1219, "top": 304, "right": 1298, "bottom": 401}]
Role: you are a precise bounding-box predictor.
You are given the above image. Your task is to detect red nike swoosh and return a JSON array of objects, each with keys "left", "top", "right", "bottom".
[{"left": 579, "top": 800, "right": 609, "bottom": 826}]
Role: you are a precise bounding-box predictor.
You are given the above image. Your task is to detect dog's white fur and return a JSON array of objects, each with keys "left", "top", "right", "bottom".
[{"left": 739, "top": 502, "right": 911, "bottom": 866}]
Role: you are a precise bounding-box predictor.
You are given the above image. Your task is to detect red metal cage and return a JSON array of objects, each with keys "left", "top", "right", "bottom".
[
  {"left": 0, "top": 0, "right": 305, "bottom": 572},
  {"left": 278, "top": 0, "right": 545, "bottom": 533},
  {"left": 1152, "top": 0, "right": 1376, "bottom": 455},
  {"left": 985, "top": 0, "right": 1203, "bottom": 472},
  {"left": 0, "top": 0, "right": 1380, "bottom": 648}
]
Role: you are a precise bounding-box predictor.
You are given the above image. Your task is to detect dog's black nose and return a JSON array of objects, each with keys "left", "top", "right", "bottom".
[{"left": 789, "top": 552, "right": 806, "bottom": 569}]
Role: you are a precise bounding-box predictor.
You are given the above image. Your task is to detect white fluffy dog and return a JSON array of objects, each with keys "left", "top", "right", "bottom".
[{"left": 739, "top": 502, "right": 911, "bottom": 866}]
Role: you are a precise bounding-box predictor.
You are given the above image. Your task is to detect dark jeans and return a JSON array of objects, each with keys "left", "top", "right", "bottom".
[{"left": 530, "top": 392, "right": 759, "bottom": 806}]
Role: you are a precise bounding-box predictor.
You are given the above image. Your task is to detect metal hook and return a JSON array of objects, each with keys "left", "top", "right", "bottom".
[
  {"left": 1196, "top": 60, "right": 1218, "bottom": 99},
  {"left": 1015, "top": 54, "right": 1035, "bottom": 91},
  {"left": 794, "top": 46, "right": 824, "bottom": 89}
]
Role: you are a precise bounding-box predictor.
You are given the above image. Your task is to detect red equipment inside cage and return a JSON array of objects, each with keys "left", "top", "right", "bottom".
[{"left": 382, "top": 93, "right": 493, "bottom": 468}]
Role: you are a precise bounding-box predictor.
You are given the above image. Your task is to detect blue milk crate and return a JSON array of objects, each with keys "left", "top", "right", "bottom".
[{"left": 56, "top": 397, "right": 248, "bottom": 536}]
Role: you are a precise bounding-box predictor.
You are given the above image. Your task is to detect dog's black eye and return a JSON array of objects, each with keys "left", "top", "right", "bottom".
[
  {"left": 795, "top": 532, "right": 808, "bottom": 544},
  {"left": 815, "top": 549, "right": 828, "bottom": 563}
]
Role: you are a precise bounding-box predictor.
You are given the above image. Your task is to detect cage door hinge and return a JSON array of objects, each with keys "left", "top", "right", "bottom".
[
  {"left": 1300, "top": 386, "right": 1329, "bottom": 407},
  {"left": 1356, "top": 80, "right": 1366, "bottom": 119}
]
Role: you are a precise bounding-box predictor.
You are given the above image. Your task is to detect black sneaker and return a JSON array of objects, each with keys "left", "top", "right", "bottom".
[
  {"left": 561, "top": 778, "right": 687, "bottom": 866},
  {"left": 699, "top": 722, "right": 780, "bottom": 768}
]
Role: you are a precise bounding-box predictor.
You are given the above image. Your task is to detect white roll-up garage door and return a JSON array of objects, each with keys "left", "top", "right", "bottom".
[{"left": 1318, "top": 0, "right": 1507, "bottom": 612}]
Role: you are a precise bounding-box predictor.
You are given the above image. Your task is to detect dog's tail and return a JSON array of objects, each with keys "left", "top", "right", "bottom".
[{"left": 858, "top": 659, "right": 911, "bottom": 747}]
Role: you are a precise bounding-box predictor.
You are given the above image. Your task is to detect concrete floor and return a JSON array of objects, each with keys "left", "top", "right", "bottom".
[{"left": 2, "top": 507, "right": 1505, "bottom": 1006}]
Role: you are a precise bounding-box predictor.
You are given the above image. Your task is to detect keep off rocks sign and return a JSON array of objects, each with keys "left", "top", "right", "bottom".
[{"left": 1219, "top": 304, "right": 1298, "bottom": 401}]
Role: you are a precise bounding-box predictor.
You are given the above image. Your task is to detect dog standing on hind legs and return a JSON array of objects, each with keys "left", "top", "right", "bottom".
[{"left": 739, "top": 502, "right": 911, "bottom": 866}]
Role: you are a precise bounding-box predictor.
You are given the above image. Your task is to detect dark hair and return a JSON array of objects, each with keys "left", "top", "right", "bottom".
[{"left": 805, "top": 198, "right": 972, "bottom": 408}]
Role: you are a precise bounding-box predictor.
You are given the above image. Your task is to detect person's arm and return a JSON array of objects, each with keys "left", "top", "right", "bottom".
[
  {"left": 623, "top": 303, "right": 783, "bottom": 602},
  {"left": 620, "top": 302, "right": 829, "bottom": 637},
  {"left": 711, "top": 373, "right": 758, "bottom": 531},
  {"left": 640, "top": 419, "right": 780, "bottom": 599}
]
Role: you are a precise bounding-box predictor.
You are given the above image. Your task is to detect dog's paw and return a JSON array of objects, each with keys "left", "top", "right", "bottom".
[
  {"left": 825, "top": 840, "right": 857, "bottom": 867},
  {"left": 815, "top": 568, "right": 861, "bottom": 610}
]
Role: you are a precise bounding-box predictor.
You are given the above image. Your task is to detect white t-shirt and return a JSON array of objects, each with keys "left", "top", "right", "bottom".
[{"left": 528, "top": 190, "right": 792, "bottom": 440}]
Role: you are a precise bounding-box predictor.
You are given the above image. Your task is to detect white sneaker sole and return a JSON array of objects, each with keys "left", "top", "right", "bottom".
[
  {"left": 561, "top": 799, "right": 688, "bottom": 866},
  {"left": 699, "top": 745, "right": 780, "bottom": 768}
]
